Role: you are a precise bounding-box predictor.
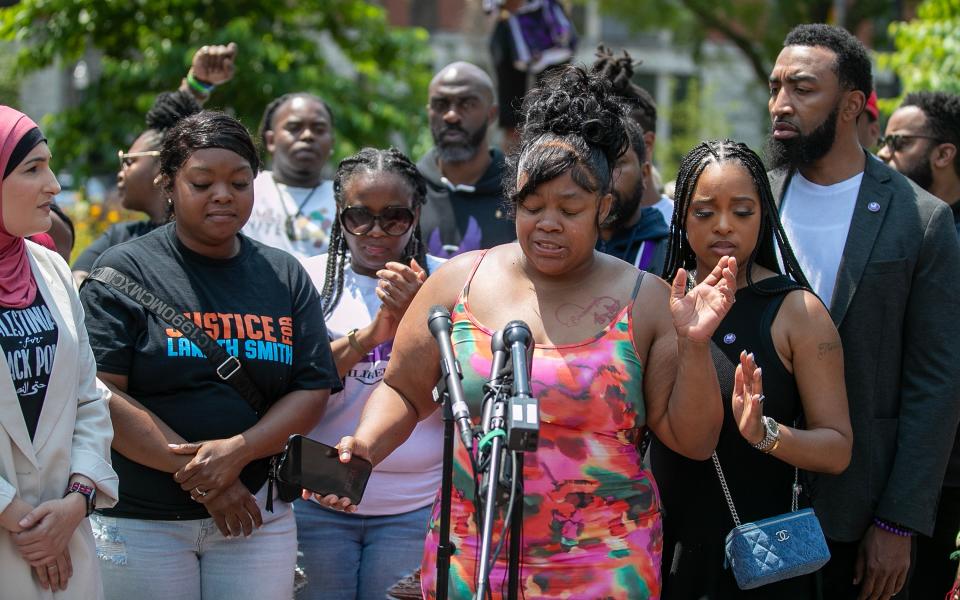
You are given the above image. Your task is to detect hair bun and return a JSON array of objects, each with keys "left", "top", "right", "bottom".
[
  {"left": 146, "top": 90, "right": 202, "bottom": 132},
  {"left": 521, "top": 65, "right": 628, "bottom": 165}
]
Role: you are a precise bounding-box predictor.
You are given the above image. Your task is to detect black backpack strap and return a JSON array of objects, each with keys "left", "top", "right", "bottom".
[{"left": 87, "top": 266, "right": 269, "bottom": 416}]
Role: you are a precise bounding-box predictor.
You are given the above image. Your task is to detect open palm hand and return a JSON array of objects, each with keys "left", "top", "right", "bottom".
[{"left": 670, "top": 256, "right": 738, "bottom": 343}]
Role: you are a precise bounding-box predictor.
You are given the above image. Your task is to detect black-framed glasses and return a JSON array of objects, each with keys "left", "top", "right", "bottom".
[
  {"left": 340, "top": 206, "right": 416, "bottom": 236},
  {"left": 878, "top": 134, "right": 942, "bottom": 152},
  {"left": 118, "top": 149, "right": 160, "bottom": 167}
]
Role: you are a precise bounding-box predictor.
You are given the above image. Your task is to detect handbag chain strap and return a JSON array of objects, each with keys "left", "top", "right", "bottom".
[{"left": 712, "top": 451, "right": 800, "bottom": 528}]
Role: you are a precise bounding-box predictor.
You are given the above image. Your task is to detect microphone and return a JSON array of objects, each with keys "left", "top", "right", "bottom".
[
  {"left": 482, "top": 330, "right": 509, "bottom": 435},
  {"left": 427, "top": 305, "right": 474, "bottom": 450},
  {"left": 502, "top": 320, "right": 539, "bottom": 451}
]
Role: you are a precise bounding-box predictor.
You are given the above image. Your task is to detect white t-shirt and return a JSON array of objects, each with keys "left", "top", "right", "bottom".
[
  {"left": 780, "top": 171, "right": 864, "bottom": 307},
  {"left": 652, "top": 195, "right": 675, "bottom": 227},
  {"left": 300, "top": 253, "right": 446, "bottom": 516},
  {"left": 243, "top": 170, "right": 336, "bottom": 259}
]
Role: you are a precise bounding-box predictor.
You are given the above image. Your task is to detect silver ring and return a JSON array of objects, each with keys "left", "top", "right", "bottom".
[
  {"left": 194, "top": 487, "right": 208, "bottom": 497},
  {"left": 757, "top": 394, "right": 766, "bottom": 403},
  {"left": 47, "top": 564, "right": 58, "bottom": 571}
]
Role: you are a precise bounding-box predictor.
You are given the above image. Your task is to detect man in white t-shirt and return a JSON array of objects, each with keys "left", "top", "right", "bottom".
[
  {"left": 243, "top": 93, "right": 337, "bottom": 258},
  {"left": 767, "top": 24, "right": 960, "bottom": 600}
]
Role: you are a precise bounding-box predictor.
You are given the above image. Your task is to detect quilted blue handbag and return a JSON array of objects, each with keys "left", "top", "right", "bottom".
[{"left": 713, "top": 453, "right": 831, "bottom": 589}]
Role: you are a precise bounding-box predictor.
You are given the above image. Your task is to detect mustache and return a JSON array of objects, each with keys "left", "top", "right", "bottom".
[{"left": 437, "top": 124, "right": 467, "bottom": 135}]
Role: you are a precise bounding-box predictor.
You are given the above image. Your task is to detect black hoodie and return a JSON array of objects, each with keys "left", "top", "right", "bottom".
[{"left": 416, "top": 147, "right": 516, "bottom": 258}]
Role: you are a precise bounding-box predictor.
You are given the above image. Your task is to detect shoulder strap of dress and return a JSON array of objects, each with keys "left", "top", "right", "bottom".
[
  {"left": 456, "top": 249, "right": 491, "bottom": 306},
  {"left": 630, "top": 270, "right": 646, "bottom": 300}
]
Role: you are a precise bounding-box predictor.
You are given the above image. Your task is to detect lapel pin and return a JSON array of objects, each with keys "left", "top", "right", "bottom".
[
  {"left": 867, "top": 201, "right": 881, "bottom": 213},
  {"left": 723, "top": 333, "right": 736, "bottom": 344}
]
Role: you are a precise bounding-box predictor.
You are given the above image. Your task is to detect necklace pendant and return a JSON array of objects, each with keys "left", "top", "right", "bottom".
[{"left": 285, "top": 216, "right": 299, "bottom": 242}]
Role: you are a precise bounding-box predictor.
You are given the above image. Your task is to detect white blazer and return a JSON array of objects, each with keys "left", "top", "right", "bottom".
[{"left": 0, "top": 241, "right": 118, "bottom": 599}]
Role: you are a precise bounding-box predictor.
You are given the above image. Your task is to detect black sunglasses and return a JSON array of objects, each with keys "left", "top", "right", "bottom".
[
  {"left": 340, "top": 206, "right": 416, "bottom": 236},
  {"left": 878, "top": 134, "right": 942, "bottom": 152}
]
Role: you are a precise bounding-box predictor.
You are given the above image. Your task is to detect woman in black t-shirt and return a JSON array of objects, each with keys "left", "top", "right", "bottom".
[
  {"left": 80, "top": 112, "right": 340, "bottom": 600},
  {"left": 652, "top": 140, "right": 852, "bottom": 598}
]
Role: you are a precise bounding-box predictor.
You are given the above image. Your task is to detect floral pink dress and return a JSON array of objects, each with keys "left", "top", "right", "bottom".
[{"left": 421, "top": 252, "right": 662, "bottom": 599}]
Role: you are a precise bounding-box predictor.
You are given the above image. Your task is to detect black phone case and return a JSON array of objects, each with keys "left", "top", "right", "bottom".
[{"left": 276, "top": 435, "right": 372, "bottom": 505}]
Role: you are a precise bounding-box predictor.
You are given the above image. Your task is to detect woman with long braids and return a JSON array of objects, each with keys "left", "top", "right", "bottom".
[
  {"left": 651, "top": 140, "right": 852, "bottom": 598},
  {"left": 309, "top": 65, "right": 739, "bottom": 599},
  {"left": 297, "top": 147, "right": 443, "bottom": 600}
]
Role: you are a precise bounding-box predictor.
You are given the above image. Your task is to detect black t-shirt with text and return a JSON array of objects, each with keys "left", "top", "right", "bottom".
[
  {"left": 0, "top": 294, "right": 58, "bottom": 440},
  {"left": 80, "top": 223, "right": 340, "bottom": 520}
]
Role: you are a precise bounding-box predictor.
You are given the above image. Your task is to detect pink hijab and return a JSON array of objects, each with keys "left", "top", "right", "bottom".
[{"left": 0, "top": 106, "right": 42, "bottom": 309}]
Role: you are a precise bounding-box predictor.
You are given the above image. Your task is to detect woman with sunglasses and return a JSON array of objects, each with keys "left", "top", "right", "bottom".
[
  {"left": 297, "top": 147, "right": 442, "bottom": 600},
  {"left": 72, "top": 43, "right": 236, "bottom": 284}
]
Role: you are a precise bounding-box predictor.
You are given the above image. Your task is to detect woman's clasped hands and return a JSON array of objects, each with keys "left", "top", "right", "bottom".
[{"left": 169, "top": 436, "right": 263, "bottom": 538}]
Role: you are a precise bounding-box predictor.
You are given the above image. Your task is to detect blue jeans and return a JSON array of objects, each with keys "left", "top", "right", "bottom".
[
  {"left": 295, "top": 500, "right": 431, "bottom": 600},
  {"left": 91, "top": 488, "right": 297, "bottom": 600}
]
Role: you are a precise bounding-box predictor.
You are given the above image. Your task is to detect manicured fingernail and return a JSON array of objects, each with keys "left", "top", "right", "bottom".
[{"left": 340, "top": 452, "right": 350, "bottom": 460}]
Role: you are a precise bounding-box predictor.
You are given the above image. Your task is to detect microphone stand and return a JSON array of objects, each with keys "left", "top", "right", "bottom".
[
  {"left": 432, "top": 369, "right": 456, "bottom": 600},
  {"left": 475, "top": 322, "right": 538, "bottom": 600}
]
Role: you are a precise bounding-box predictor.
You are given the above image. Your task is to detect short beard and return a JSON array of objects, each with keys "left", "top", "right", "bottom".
[
  {"left": 766, "top": 106, "right": 839, "bottom": 171},
  {"left": 605, "top": 183, "right": 645, "bottom": 231},
  {"left": 901, "top": 153, "right": 935, "bottom": 192},
  {"left": 433, "top": 121, "right": 488, "bottom": 163}
]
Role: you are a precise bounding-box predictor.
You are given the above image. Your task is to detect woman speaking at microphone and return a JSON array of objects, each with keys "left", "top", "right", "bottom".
[{"left": 311, "top": 65, "right": 737, "bottom": 599}]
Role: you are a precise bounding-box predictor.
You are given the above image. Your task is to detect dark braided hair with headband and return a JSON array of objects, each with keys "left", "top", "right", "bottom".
[
  {"left": 662, "top": 139, "right": 810, "bottom": 295},
  {"left": 506, "top": 64, "right": 629, "bottom": 226},
  {"left": 320, "top": 147, "right": 430, "bottom": 319}
]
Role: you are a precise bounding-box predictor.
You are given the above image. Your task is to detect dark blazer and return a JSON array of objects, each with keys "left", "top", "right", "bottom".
[{"left": 771, "top": 154, "right": 960, "bottom": 541}]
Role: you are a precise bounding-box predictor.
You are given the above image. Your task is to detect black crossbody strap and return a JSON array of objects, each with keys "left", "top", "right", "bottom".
[{"left": 87, "top": 266, "right": 269, "bottom": 416}]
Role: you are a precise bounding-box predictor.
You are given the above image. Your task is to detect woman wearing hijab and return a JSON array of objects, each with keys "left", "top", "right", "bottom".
[{"left": 0, "top": 105, "right": 118, "bottom": 598}]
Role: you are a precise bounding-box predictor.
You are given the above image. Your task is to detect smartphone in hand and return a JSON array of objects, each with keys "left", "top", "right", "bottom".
[{"left": 277, "top": 435, "right": 373, "bottom": 505}]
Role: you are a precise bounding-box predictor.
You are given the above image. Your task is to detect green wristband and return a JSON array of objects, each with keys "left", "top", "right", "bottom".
[{"left": 186, "top": 70, "right": 214, "bottom": 95}]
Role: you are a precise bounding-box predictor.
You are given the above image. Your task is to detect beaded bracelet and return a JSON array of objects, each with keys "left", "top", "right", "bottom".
[
  {"left": 873, "top": 517, "right": 913, "bottom": 537},
  {"left": 186, "top": 70, "right": 215, "bottom": 95}
]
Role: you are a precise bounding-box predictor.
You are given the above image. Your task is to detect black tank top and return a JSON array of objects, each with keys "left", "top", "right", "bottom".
[{"left": 651, "top": 275, "right": 815, "bottom": 599}]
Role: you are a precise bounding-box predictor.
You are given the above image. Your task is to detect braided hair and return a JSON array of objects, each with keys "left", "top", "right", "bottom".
[
  {"left": 146, "top": 90, "right": 202, "bottom": 136},
  {"left": 506, "top": 64, "right": 628, "bottom": 223},
  {"left": 591, "top": 45, "right": 657, "bottom": 134},
  {"left": 258, "top": 92, "right": 335, "bottom": 152},
  {"left": 661, "top": 140, "right": 810, "bottom": 295},
  {"left": 320, "top": 147, "right": 430, "bottom": 318}
]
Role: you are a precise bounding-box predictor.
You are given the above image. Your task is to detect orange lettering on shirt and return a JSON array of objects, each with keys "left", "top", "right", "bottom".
[
  {"left": 244, "top": 314, "right": 263, "bottom": 340},
  {"left": 279, "top": 317, "right": 293, "bottom": 345}
]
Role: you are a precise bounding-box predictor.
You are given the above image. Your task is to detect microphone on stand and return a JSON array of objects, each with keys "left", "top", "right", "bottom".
[
  {"left": 428, "top": 305, "right": 474, "bottom": 450},
  {"left": 502, "top": 320, "right": 539, "bottom": 451},
  {"left": 482, "top": 330, "right": 509, "bottom": 435}
]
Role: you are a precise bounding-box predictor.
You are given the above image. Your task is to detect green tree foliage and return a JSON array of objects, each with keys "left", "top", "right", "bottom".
[
  {"left": 0, "top": 42, "right": 20, "bottom": 107},
  {"left": 597, "top": 0, "right": 893, "bottom": 86},
  {"left": 0, "top": 1, "right": 434, "bottom": 177},
  {"left": 879, "top": 0, "right": 960, "bottom": 98}
]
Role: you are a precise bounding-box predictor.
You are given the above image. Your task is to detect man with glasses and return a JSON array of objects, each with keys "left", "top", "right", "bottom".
[
  {"left": 879, "top": 92, "right": 960, "bottom": 235},
  {"left": 417, "top": 62, "right": 515, "bottom": 258},
  {"left": 767, "top": 24, "right": 960, "bottom": 600},
  {"left": 877, "top": 91, "right": 960, "bottom": 600}
]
